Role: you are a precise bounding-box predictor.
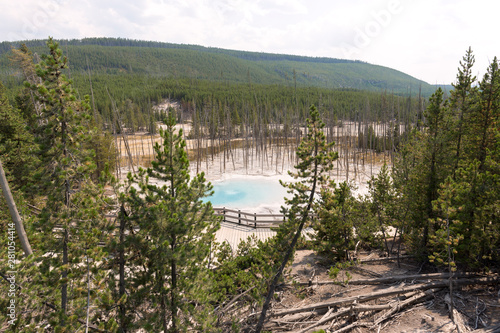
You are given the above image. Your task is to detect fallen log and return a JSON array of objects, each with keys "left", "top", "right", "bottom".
[
  {"left": 358, "top": 255, "right": 413, "bottom": 264},
  {"left": 473, "top": 323, "right": 500, "bottom": 333},
  {"left": 293, "top": 272, "right": 483, "bottom": 286},
  {"left": 349, "top": 272, "right": 482, "bottom": 285},
  {"left": 272, "top": 308, "right": 329, "bottom": 324},
  {"left": 372, "top": 289, "right": 435, "bottom": 326},
  {"left": 310, "top": 290, "right": 434, "bottom": 333},
  {"left": 271, "top": 276, "right": 499, "bottom": 318},
  {"left": 293, "top": 291, "right": 423, "bottom": 333},
  {"left": 293, "top": 308, "right": 350, "bottom": 333},
  {"left": 350, "top": 265, "right": 383, "bottom": 278},
  {"left": 294, "top": 304, "right": 396, "bottom": 333},
  {"left": 331, "top": 321, "right": 371, "bottom": 333},
  {"left": 272, "top": 308, "right": 336, "bottom": 332}
]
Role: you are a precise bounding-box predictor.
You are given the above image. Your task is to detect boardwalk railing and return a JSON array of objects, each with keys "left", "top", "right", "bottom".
[
  {"left": 213, "top": 208, "right": 316, "bottom": 229},
  {"left": 213, "top": 208, "right": 285, "bottom": 228}
]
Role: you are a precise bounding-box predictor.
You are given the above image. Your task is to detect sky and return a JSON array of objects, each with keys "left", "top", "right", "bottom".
[{"left": 2, "top": 0, "right": 498, "bottom": 85}]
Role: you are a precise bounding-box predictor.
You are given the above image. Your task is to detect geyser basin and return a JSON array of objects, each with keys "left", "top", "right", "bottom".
[{"left": 205, "top": 176, "right": 289, "bottom": 213}]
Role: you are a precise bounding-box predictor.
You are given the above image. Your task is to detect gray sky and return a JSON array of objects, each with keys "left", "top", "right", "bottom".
[{"left": 2, "top": 0, "right": 498, "bottom": 84}]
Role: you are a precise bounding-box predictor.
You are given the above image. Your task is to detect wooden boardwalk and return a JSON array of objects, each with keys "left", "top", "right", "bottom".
[
  {"left": 213, "top": 207, "right": 286, "bottom": 228},
  {"left": 213, "top": 208, "right": 316, "bottom": 251},
  {"left": 215, "top": 222, "right": 277, "bottom": 252},
  {"left": 214, "top": 221, "right": 315, "bottom": 253}
]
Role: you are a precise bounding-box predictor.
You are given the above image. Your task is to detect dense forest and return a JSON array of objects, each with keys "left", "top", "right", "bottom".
[
  {"left": 0, "top": 39, "right": 498, "bottom": 332},
  {"left": 0, "top": 37, "right": 363, "bottom": 62},
  {"left": 0, "top": 37, "right": 441, "bottom": 96}
]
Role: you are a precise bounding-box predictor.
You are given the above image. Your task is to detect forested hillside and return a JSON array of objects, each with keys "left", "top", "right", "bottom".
[
  {"left": 1, "top": 38, "right": 429, "bottom": 154},
  {"left": 0, "top": 37, "right": 438, "bottom": 95}
]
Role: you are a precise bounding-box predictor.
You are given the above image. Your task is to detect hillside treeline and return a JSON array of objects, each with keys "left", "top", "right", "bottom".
[
  {"left": 2, "top": 40, "right": 430, "bottom": 162},
  {"left": 0, "top": 37, "right": 438, "bottom": 95}
]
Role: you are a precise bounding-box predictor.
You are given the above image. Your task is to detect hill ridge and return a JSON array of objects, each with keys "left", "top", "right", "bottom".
[{"left": 0, "top": 37, "right": 438, "bottom": 95}]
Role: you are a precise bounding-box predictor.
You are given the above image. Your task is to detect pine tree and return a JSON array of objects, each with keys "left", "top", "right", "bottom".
[
  {"left": 433, "top": 58, "right": 500, "bottom": 268},
  {"left": 123, "top": 110, "right": 220, "bottom": 332},
  {"left": 393, "top": 53, "right": 500, "bottom": 268},
  {"left": 423, "top": 88, "right": 451, "bottom": 230},
  {"left": 449, "top": 47, "right": 477, "bottom": 175},
  {"left": 313, "top": 180, "right": 356, "bottom": 261},
  {"left": 22, "top": 37, "right": 115, "bottom": 331},
  {"left": 0, "top": 84, "right": 36, "bottom": 330},
  {"left": 469, "top": 57, "right": 500, "bottom": 169},
  {"left": 368, "top": 163, "right": 396, "bottom": 256},
  {"left": 8, "top": 43, "right": 42, "bottom": 121},
  {"left": 395, "top": 89, "right": 453, "bottom": 255},
  {"left": 0, "top": 81, "right": 37, "bottom": 192},
  {"left": 255, "top": 105, "right": 338, "bottom": 332}
]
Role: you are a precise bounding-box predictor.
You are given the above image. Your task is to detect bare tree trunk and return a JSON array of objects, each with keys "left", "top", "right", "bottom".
[
  {"left": 160, "top": 277, "right": 169, "bottom": 333},
  {"left": 0, "top": 158, "right": 33, "bottom": 256},
  {"left": 61, "top": 229, "right": 68, "bottom": 318},
  {"left": 170, "top": 236, "right": 178, "bottom": 333},
  {"left": 118, "top": 205, "right": 128, "bottom": 332}
]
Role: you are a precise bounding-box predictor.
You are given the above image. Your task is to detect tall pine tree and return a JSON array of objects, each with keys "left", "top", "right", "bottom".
[
  {"left": 313, "top": 180, "right": 356, "bottom": 261},
  {"left": 22, "top": 37, "right": 115, "bottom": 331},
  {"left": 123, "top": 110, "right": 220, "bottom": 332},
  {"left": 433, "top": 58, "right": 500, "bottom": 268},
  {"left": 449, "top": 47, "right": 477, "bottom": 175}
]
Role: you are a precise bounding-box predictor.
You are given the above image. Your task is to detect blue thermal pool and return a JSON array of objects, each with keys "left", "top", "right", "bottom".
[{"left": 204, "top": 177, "right": 288, "bottom": 212}]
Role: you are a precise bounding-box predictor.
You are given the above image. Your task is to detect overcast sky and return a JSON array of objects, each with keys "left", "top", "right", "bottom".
[{"left": 2, "top": 0, "right": 498, "bottom": 85}]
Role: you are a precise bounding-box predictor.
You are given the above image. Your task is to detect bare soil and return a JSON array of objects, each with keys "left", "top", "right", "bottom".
[{"left": 262, "top": 249, "right": 500, "bottom": 333}]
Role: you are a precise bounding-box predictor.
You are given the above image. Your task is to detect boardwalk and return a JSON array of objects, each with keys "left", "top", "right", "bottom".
[
  {"left": 215, "top": 222, "right": 276, "bottom": 252},
  {"left": 214, "top": 221, "right": 315, "bottom": 252}
]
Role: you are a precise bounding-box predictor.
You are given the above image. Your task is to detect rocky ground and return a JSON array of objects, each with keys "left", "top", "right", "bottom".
[{"left": 253, "top": 249, "right": 500, "bottom": 333}]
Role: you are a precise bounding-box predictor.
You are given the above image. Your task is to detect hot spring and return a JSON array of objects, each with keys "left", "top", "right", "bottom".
[{"left": 205, "top": 177, "right": 289, "bottom": 213}]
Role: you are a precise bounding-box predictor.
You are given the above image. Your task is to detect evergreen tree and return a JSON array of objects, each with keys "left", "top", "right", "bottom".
[
  {"left": 394, "top": 89, "right": 453, "bottom": 255},
  {"left": 0, "top": 84, "right": 36, "bottom": 330},
  {"left": 22, "top": 37, "right": 115, "bottom": 331},
  {"left": 422, "top": 88, "right": 452, "bottom": 236},
  {"left": 393, "top": 130, "right": 425, "bottom": 255},
  {"left": 123, "top": 110, "right": 220, "bottom": 332},
  {"left": 469, "top": 57, "right": 500, "bottom": 169},
  {"left": 255, "top": 105, "right": 338, "bottom": 332},
  {"left": 313, "top": 180, "right": 356, "bottom": 261},
  {"left": 0, "top": 81, "right": 37, "bottom": 192},
  {"left": 393, "top": 51, "right": 500, "bottom": 268},
  {"left": 368, "top": 163, "right": 396, "bottom": 256},
  {"left": 449, "top": 47, "right": 477, "bottom": 175},
  {"left": 104, "top": 180, "right": 138, "bottom": 333},
  {"left": 432, "top": 58, "right": 500, "bottom": 268},
  {"left": 8, "top": 43, "right": 42, "bottom": 121}
]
